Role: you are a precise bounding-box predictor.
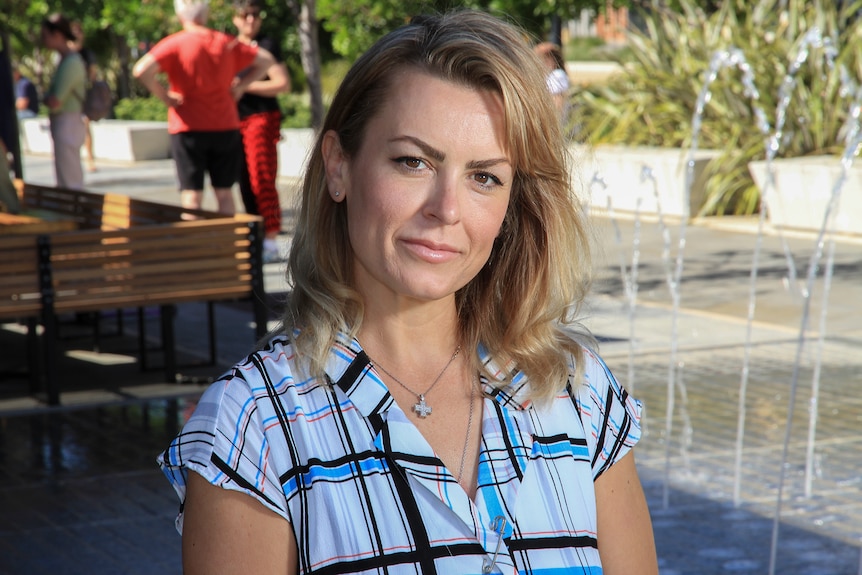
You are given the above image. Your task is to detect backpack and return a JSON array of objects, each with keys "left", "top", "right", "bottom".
[{"left": 83, "top": 80, "right": 112, "bottom": 121}]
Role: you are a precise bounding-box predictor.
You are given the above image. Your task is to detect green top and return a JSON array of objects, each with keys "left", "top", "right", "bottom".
[{"left": 46, "top": 52, "right": 86, "bottom": 115}]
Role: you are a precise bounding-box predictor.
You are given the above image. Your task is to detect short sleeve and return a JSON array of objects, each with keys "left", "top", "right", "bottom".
[
  {"left": 257, "top": 37, "right": 283, "bottom": 63},
  {"left": 573, "top": 349, "right": 643, "bottom": 479},
  {"left": 157, "top": 374, "right": 288, "bottom": 533},
  {"left": 147, "top": 35, "right": 179, "bottom": 76}
]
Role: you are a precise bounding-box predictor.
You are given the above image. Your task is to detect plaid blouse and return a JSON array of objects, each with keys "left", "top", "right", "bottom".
[{"left": 159, "top": 332, "right": 642, "bottom": 574}]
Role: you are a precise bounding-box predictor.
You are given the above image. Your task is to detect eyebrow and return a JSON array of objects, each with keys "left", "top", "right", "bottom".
[{"left": 390, "top": 135, "right": 510, "bottom": 170}]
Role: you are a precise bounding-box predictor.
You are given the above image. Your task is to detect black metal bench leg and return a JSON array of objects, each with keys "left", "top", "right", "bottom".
[
  {"left": 42, "top": 310, "right": 60, "bottom": 406},
  {"left": 26, "top": 317, "right": 41, "bottom": 395},
  {"left": 160, "top": 304, "right": 177, "bottom": 383}
]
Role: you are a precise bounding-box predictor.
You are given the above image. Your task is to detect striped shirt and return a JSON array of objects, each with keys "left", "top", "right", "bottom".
[{"left": 159, "top": 332, "right": 642, "bottom": 574}]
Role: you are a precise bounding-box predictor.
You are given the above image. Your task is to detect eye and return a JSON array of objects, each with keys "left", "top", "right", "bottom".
[
  {"left": 473, "top": 172, "right": 504, "bottom": 188},
  {"left": 393, "top": 156, "right": 427, "bottom": 171}
]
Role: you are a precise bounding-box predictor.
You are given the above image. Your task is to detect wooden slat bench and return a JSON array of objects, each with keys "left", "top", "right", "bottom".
[{"left": 3, "top": 183, "right": 268, "bottom": 405}]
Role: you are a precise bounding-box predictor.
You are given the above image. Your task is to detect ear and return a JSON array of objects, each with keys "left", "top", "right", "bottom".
[{"left": 321, "top": 129, "right": 348, "bottom": 203}]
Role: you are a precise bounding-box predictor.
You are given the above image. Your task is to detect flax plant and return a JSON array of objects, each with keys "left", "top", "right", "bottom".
[{"left": 571, "top": 0, "right": 862, "bottom": 215}]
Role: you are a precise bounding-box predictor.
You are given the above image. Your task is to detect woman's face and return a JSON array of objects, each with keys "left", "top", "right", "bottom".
[
  {"left": 324, "top": 70, "right": 513, "bottom": 310},
  {"left": 233, "top": 7, "right": 263, "bottom": 39},
  {"left": 40, "top": 26, "right": 63, "bottom": 51}
]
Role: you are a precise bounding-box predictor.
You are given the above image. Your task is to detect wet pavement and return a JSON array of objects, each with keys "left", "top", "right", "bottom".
[{"left": 1, "top": 153, "right": 861, "bottom": 574}]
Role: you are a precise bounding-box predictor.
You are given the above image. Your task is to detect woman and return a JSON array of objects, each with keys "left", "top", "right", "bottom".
[
  {"left": 132, "top": 0, "right": 274, "bottom": 215},
  {"left": 41, "top": 13, "right": 87, "bottom": 190},
  {"left": 160, "top": 10, "right": 658, "bottom": 574},
  {"left": 233, "top": 0, "right": 292, "bottom": 263}
]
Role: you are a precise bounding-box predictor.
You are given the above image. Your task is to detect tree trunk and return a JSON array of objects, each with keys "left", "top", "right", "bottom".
[
  {"left": 287, "top": 0, "right": 323, "bottom": 131},
  {"left": 111, "top": 28, "right": 133, "bottom": 101},
  {"left": 550, "top": 15, "right": 562, "bottom": 46}
]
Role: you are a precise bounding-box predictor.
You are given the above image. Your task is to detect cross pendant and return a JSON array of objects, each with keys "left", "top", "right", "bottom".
[{"left": 413, "top": 395, "right": 432, "bottom": 418}]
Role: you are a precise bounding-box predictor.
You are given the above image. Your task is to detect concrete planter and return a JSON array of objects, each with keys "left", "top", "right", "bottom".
[
  {"left": 749, "top": 157, "right": 862, "bottom": 236},
  {"left": 19, "top": 118, "right": 171, "bottom": 162},
  {"left": 19, "top": 117, "right": 51, "bottom": 154},
  {"left": 572, "top": 144, "right": 720, "bottom": 218},
  {"left": 277, "top": 128, "right": 315, "bottom": 180},
  {"left": 91, "top": 120, "right": 171, "bottom": 161}
]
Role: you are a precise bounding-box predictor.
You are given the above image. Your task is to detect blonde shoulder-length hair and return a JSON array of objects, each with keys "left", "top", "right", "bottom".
[{"left": 284, "top": 9, "right": 593, "bottom": 402}]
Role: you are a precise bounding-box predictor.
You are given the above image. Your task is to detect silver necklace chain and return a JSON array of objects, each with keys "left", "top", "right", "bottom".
[
  {"left": 457, "top": 377, "right": 477, "bottom": 484},
  {"left": 371, "top": 346, "right": 461, "bottom": 418}
]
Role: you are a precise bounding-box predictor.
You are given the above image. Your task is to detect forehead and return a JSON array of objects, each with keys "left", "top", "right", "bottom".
[{"left": 370, "top": 70, "right": 507, "bottom": 141}]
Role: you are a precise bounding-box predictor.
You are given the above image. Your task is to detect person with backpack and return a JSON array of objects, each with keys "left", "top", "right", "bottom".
[
  {"left": 71, "top": 20, "right": 103, "bottom": 172},
  {"left": 41, "top": 13, "right": 87, "bottom": 190}
]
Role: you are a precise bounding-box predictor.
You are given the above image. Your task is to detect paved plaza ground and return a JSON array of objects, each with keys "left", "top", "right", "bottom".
[{"left": 1, "top": 153, "right": 860, "bottom": 574}]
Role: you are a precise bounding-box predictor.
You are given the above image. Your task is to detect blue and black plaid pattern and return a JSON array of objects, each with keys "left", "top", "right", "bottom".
[{"left": 159, "top": 332, "right": 642, "bottom": 574}]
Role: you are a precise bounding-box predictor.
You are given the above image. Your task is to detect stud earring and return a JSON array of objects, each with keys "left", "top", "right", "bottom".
[{"left": 334, "top": 191, "right": 340, "bottom": 197}]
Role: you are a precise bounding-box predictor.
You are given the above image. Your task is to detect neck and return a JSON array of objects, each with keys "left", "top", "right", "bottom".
[
  {"left": 182, "top": 21, "right": 209, "bottom": 33},
  {"left": 359, "top": 303, "right": 460, "bottom": 366},
  {"left": 358, "top": 325, "right": 466, "bottom": 382}
]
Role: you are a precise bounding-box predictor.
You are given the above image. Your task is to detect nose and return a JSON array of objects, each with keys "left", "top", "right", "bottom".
[{"left": 423, "top": 175, "right": 461, "bottom": 225}]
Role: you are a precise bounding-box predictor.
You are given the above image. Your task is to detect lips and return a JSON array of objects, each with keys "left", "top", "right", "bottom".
[{"left": 401, "top": 238, "right": 460, "bottom": 262}]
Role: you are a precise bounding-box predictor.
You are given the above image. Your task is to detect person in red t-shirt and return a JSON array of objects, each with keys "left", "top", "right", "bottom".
[{"left": 133, "top": 0, "right": 274, "bottom": 215}]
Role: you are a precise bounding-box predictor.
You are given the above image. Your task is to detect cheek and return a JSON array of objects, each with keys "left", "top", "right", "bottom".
[{"left": 487, "top": 198, "right": 512, "bottom": 238}]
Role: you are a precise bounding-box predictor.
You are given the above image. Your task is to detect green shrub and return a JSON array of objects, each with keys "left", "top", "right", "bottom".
[
  {"left": 278, "top": 92, "right": 313, "bottom": 129},
  {"left": 571, "top": 0, "right": 862, "bottom": 216},
  {"left": 112, "top": 97, "right": 168, "bottom": 122},
  {"left": 321, "top": 59, "right": 351, "bottom": 97},
  {"left": 565, "top": 37, "right": 631, "bottom": 62}
]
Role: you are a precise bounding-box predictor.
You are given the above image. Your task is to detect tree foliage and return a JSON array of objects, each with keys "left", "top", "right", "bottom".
[
  {"left": 4, "top": 0, "right": 630, "bottom": 129},
  {"left": 317, "top": 0, "right": 632, "bottom": 60}
]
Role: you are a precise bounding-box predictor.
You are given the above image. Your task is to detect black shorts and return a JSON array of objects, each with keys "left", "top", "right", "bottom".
[{"left": 170, "top": 130, "right": 242, "bottom": 190}]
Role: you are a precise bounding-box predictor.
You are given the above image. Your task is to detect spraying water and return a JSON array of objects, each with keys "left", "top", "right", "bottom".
[
  {"left": 733, "top": 27, "right": 837, "bottom": 507},
  {"left": 663, "top": 47, "right": 770, "bottom": 509}
]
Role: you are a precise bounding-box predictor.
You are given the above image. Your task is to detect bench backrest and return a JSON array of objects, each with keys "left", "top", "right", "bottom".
[
  {"left": 43, "top": 216, "right": 262, "bottom": 314},
  {"left": 20, "top": 184, "right": 219, "bottom": 230}
]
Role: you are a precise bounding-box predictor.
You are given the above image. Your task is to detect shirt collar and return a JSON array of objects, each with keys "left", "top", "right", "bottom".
[
  {"left": 322, "top": 331, "right": 534, "bottom": 417},
  {"left": 477, "top": 343, "right": 533, "bottom": 411}
]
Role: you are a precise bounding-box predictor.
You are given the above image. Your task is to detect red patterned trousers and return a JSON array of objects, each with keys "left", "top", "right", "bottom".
[{"left": 239, "top": 110, "right": 282, "bottom": 236}]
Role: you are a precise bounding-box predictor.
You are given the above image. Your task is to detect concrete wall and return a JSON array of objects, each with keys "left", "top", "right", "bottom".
[{"left": 750, "top": 157, "right": 862, "bottom": 235}]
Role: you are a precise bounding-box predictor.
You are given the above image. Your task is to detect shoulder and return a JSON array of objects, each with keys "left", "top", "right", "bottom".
[
  {"left": 216, "top": 336, "right": 315, "bottom": 402},
  {"left": 569, "top": 347, "right": 620, "bottom": 399},
  {"left": 217, "top": 31, "right": 248, "bottom": 49},
  {"left": 256, "top": 36, "right": 282, "bottom": 60},
  {"left": 59, "top": 53, "right": 86, "bottom": 75},
  {"left": 179, "top": 336, "right": 327, "bottom": 459},
  {"left": 151, "top": 32, "right": 184, "bottom": 53}
]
